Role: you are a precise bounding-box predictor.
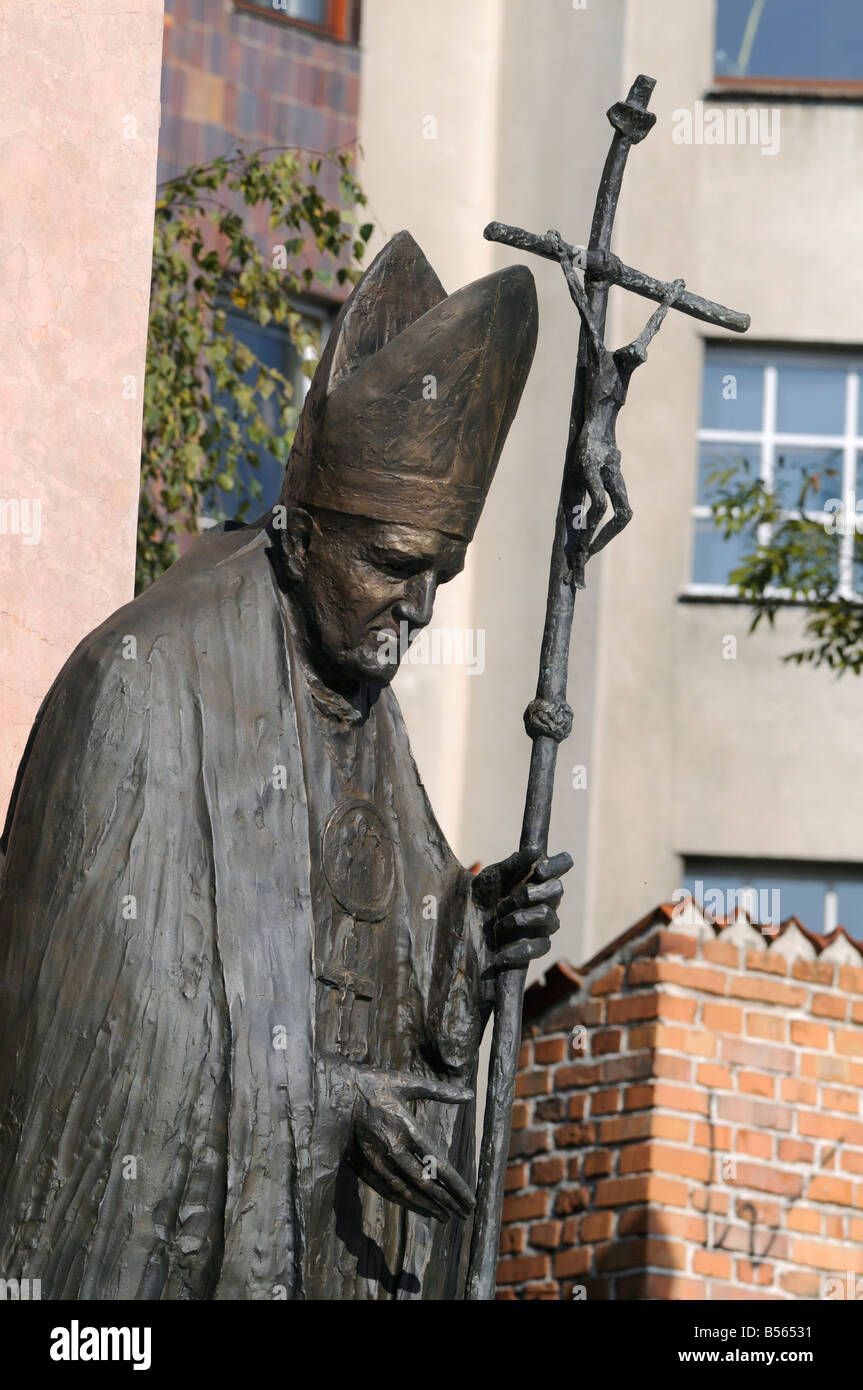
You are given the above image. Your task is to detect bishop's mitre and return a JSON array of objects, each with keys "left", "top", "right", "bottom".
[{"left": 281, "top": 230, "right": 538, "bottom": 542}]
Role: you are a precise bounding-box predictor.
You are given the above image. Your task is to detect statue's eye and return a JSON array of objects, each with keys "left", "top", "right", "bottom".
[
  {"left": 381, "top": 558, "right": 414, "bottom": 578},
  {"left": 370, "top": 550, "right": 421, "bottom": 579}
]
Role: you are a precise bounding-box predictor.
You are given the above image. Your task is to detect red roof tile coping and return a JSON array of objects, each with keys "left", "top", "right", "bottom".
[{"left": 525, "top": 901, "right": 863, "bottom": 1023}]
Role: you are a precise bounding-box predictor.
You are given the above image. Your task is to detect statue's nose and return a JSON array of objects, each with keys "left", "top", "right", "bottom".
[{"left": 394, "top": 573, "right": 436, "bottom": 629}]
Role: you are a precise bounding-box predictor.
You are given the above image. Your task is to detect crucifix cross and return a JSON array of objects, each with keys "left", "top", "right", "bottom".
[
  {"left": 317, "top": 958, "right": 375, "bottom": 1059},
  {"left": 483, "top": 218, "right": 749, "bottom": 587},
  {"left": 485, "top": 222, "right": 751, "bottom": 335}
]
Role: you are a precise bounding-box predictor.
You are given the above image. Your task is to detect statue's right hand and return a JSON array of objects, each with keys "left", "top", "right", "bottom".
[{"left": 343, "top": 1067, "right": 476, "bottom": 1223}]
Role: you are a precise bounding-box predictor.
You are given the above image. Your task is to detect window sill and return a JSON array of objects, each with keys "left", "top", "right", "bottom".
[
  {"left": 706, "top": 79, "right": 863, "bottom": 105},
  {"left": 679, "top": 587, "right": 863, "bottom": 608},
  {"left": 679, "top": 586, "right": 746, "bottom": 604}
]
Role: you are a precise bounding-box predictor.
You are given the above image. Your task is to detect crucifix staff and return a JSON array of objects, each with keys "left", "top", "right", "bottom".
[{"left": 466, "top": 74, "right": 750, "bottom": 1301}]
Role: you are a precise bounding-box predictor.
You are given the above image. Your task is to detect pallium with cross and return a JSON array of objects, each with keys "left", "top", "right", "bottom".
[{"left": 467, "top": 74, "right": 751, "bottom": 1299}]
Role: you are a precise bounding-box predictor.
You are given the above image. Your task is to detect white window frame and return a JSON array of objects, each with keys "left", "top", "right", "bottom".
[{"left": 689, "top": 346, "right": 863, "bottom": 600}]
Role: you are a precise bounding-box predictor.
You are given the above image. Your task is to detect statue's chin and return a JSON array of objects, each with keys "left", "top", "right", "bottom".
[
  {"left": 324, "top": 646, "right": 397, "bottom": 690},
  {"left": 358, "top": 656, "right": 398, "bottom": 687}
]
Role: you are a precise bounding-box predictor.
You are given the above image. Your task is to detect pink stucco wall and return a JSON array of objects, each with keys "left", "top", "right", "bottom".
[{"left": 0, "top": 1, "right": 165, "bottom": 821}]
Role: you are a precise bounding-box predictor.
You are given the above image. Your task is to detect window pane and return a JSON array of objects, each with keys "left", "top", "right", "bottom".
[
  {"left": 764, "top": 876, "right": 825, "bottom": 931},
  {"left": 684, "top": 862, "right": 828, "bottom": 933},
  {"left": 289, "top": 0, "right": 328, "bottom": 19},
  {"left": 697, "top": 442, "right": 760, "bottom": 506},
  {"left": 776, "top": 363, "right": 847, "bottom": 436},
  {"left": 244, "top": 0, "right": 328, "bottom": 21},
  {"left": 773, "top": 446, "right": 843, "bottom": 511},
  {"left": 853, "top": 467, "right": 863, "bottom": 593},
  {"left": 715, "top": 0, "right": 863, "bottom": 82},
  {"left": 835, "top": 880, "right": 863, "bottom": 938},
  {"left": 692, "top": 517, "right": 753, "bottom": 586},
  {"left": 206, "top": 310, "right": 305, "bottom": 522},
  {"left": 701, "top": 354, "right": 763, "bottom": 431}
]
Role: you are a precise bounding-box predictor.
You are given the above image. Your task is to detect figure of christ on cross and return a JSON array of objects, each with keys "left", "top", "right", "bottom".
[
  {"left": 318, "top": 952, "right": 375, "bottom": 1060},
  {"left": 545, "top": 228, "right": 685, "bottom": 588}
]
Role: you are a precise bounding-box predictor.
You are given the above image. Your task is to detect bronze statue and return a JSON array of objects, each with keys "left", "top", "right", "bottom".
[{"left": 0, "top": 231, "right": 571, "bottom": 1300}]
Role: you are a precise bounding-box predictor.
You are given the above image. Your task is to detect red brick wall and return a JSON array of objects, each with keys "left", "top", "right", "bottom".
[
  {"left": 497, "top": 905, "right": 863, "bottom": 1300},
  {"left": 159, "top": 0, "right": 360, "bottom": 181}
]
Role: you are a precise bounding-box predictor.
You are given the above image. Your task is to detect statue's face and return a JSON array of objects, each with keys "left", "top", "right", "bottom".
[{"left": 281, "top": 506, "right": 467, "bottom": 689}]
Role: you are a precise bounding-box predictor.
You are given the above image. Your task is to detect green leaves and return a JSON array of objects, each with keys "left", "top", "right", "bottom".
[
  {"left": 706, "top": 459, "right": 863, "bottom": 674},
  {"left": 137, "top": 145, "right": 371, "bottom": 593}
]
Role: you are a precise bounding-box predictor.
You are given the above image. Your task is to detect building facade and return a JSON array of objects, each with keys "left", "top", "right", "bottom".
[
  {"left": 3, "top": 0, "right": 860, "bottom": 1308},
  {"left": 358, "top": 0, "right": 863, "bottom": 965},
  {"left": 154, "top": 0, "right": 863, "bottom": 970},
  {"left": 160, "top": 0, "right": 360, "bottom": 182}
]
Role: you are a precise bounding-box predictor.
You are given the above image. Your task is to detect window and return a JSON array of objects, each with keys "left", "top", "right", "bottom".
[
  {"left": 691, "top": 346, "right": 862, "bottom": 596},
  {"left": 203, "top": 304, "right": 332, "bottom": 526},
  {"left": 682, "top": 858, "right": 863, "bottom": 939},
  {"left": 235, "top": 0, "right": 360, "bottom": 42},
  {"left": 715, "top": 0, "right": 863, "bottom": 88}
]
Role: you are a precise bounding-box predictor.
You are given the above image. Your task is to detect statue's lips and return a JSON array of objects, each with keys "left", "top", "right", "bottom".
[{"left": 368, "top": 625, "right": 424, "bottom": 654}]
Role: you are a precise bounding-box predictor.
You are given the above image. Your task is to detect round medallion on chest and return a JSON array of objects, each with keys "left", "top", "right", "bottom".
[{"left": 321, "top": 798, "right": 396, "bottom": 922}]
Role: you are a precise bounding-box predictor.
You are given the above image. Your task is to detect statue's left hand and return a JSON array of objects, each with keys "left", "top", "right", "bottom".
[{"left": 472, "top": 845, "right": 573, "bottom": 970}]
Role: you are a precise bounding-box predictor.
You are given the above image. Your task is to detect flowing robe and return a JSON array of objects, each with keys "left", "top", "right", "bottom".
[{"left": 0, "top": 521, "right": 491, "bottom": 1299}]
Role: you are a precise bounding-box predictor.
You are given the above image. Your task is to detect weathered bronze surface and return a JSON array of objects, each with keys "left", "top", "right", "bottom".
[{"left": 0, "top": 231, "right": 569, "bottom": 1299}]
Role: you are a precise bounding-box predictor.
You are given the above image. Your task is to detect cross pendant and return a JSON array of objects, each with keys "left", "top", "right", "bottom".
[{"left": 318, "top": 957, "right": 375, "bottom": 1061}]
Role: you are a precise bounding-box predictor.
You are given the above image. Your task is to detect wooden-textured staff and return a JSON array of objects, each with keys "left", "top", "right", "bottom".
[{"left": 466, "top": 74, "right": 749, "bottom": 1300}]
